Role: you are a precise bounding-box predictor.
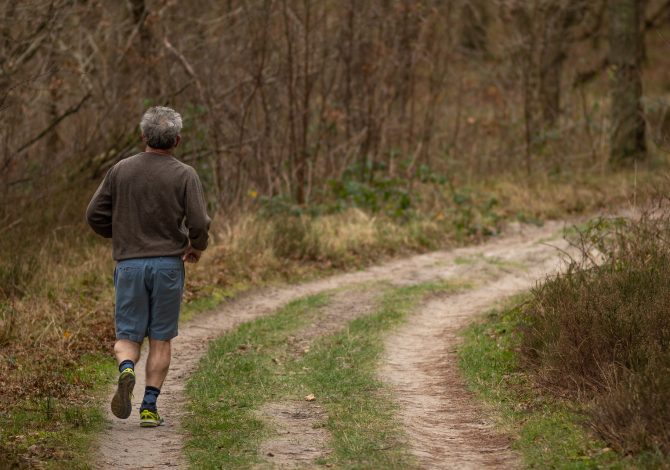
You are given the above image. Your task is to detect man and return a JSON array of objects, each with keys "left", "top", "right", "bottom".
[{"left": 86, "top": 106, "right": 211, "bottom": 427}]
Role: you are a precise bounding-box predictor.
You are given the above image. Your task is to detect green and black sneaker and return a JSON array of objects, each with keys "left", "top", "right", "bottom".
[
  {"left": 140, "top": 409, "right": 164, "bottom": 427},
  {"left": 110, "top": 367, "right": 136, "bottom": 419}
]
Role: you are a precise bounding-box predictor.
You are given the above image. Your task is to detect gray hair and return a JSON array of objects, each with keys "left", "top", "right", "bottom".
[{"left": 140, "top": 106, "right": 183, "bottom": 149}]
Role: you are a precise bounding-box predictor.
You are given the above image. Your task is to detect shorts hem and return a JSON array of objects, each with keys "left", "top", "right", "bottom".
[
  {"left": 148, "top": 332, "right": 178, "bottom": 341},
  {"left": 116, "top": 334, "right": 144, "bottom": 343}
]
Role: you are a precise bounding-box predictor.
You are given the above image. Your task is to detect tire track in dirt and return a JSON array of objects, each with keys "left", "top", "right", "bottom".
[
  {"left": 255, "top": 288, "right": 380, "bottom": 468},
  {"left": 95, "top": 220, "right": 567, "bottom": 468},
  {"left": 379, "top": 228, "right": 571, "bottom": 469}
]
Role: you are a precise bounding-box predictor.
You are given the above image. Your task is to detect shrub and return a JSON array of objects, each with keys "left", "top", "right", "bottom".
[
  {"left": 328, "top": 161, "right": 414, "bottom": 218},
  {"left": 0, "top": 253, "right": 38, "bottom": 299},
  {"left": 520, "top": 209, "right": 670, "bottom": 454}
]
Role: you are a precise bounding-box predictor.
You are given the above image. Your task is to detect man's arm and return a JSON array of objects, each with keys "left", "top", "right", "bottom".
[
  {"left": 184, "top": 167, "right": 211, "bottom": 252},
  {"left": 85, "top": 169, "right": 114, "bottom": 238}
]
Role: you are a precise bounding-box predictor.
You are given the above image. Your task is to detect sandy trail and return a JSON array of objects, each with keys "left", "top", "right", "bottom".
[
  {"left": 379, "top": 227, "right": 570, "bottom": 469},
  {"left": 95, "top": 220, "right": 569, "bottom": 469}
]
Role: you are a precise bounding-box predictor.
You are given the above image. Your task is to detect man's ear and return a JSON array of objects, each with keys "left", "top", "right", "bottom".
[
  {"left": 141, "top": 133, "right": 147, "bottom": 144},
  {"left": 174, "top": 135, "right": 181, "bottom": 148}
]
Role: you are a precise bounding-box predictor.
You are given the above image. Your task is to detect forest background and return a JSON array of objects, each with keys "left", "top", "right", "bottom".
[{"left": 1, "top": 0, "right": 670, "bottom": 465}]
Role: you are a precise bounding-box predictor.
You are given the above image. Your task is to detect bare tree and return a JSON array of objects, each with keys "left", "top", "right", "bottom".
[
  {"left": 0, "top": 0, "right": 664, "bottom": 223},
  {"left": 505, "top": 0, "right": 592, "bottom": 173},
  {"left": 460, "top": 0, "right": 489, "bottom": 56},
  {"left": 538, "top": 1, "right": 589, "bottom": 126},
  {"left": 608, "top": 0, "right": 646, "bottom": 164}
]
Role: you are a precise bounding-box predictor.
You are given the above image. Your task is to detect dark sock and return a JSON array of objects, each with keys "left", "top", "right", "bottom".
[
  {"left": 118, "top": 360, "right": 135, "bottom": 373},
  {"left": 141, "top": 386, "right": 160, "bottom": 412}
]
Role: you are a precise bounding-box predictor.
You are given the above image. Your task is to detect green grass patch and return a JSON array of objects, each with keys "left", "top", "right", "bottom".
[
  {"left": 0, "top": 353, "right": 115, "bottom": 468},
  {"left": 186, "top": 280, "right": 467, "bottom": 469},
  {"left": 298, "top": 282, "right": 461, "bottom": 468},
  {"left": 458, "top": 299, "right": 668, "bottom": 469},
  {"left": 185, "top": 294, "right": 331, "bottom": 468}
]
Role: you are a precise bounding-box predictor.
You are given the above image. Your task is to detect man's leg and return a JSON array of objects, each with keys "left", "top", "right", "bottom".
[
  {"left": 112, "top": 261, "right": 150, "bottom": 420},
  {"left": 114, "top": 339, "right": 141, "bottom": 365},
  {"left": 138, "top": 339, "right": 171, "bottom": 427},
  {"left": 110, "top": 339, "right": 141, "bottom": 419},
  {"left": 146, "top": 338, "right": 171, "bottom": 388},
  {"left": 140, "top": 257, "right": 183, "bottom": 427}
]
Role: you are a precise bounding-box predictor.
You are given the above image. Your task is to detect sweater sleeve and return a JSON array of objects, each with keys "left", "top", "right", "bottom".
[
  {"left": 184, "top": 167, "right": 211, "bottom": 250},
  {"left": 85, "top": 168, "right": 114, "bottom": 238}
]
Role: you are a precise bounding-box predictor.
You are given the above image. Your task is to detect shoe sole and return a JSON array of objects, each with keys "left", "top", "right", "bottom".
[
  {"left": 140, "top": 419, "right": 164, "bottom": 428},
  {"left": 110, "top": 373, "right": 135, "bottom": 419}
]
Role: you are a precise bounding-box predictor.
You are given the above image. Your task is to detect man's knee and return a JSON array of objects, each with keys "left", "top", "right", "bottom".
[
  {"left": 148, "top": 338, "right": 172, "bottom": 350},
  {"left": 114, "top": 339, "right": 141, "bottom": 357},
  {"left": 114, "top": 339, "right": 141, "bottom": 354},
  {"left": 148, "top": 338, "right": 172, "bottom": 361},
  {"left": 115, "top": 338, "right": 141, "bottom": 348}
]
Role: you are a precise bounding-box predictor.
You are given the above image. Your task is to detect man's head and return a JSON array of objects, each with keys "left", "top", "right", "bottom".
[{"left": 140, "top": 106, "right": 182, "bottom": 150}]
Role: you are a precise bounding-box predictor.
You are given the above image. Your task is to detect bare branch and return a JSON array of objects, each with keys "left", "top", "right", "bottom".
[{"left": 12, "top": 92, "right": 91, "bottom": 156}]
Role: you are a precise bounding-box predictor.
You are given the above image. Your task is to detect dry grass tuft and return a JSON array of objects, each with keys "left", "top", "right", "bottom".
[{"left": 0, "top": 236, "right": 115, "bottom": 402}]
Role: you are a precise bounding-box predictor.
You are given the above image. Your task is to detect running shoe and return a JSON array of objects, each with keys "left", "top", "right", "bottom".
[
  {"left": 110, "top": 367, "right": 135, "bottom": 419},
  {"left": 139, "top": 409, "right": 165, "bottom": 427}
]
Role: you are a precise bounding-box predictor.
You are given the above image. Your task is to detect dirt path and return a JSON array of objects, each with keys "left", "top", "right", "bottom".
[
  {"left": 95, "top": 220, "right": 570, "bottom": 469},
  {"left": 380, "top": 233, "right": 569, "bottom": 469}
]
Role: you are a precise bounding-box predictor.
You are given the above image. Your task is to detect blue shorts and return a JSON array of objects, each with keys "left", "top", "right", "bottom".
[{"left": 114, "top": 256, "right": 185, "bottom": 342}]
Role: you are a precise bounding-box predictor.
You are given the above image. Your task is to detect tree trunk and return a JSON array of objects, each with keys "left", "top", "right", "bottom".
[
  {"left": 538, "top": 3, "right": 566, "bottom": 128},
  {"left": 538, "top": 38, "right": 563, "bottom": 128},
  {"left": 539, "top": 1, "right": 588, "bottom": 129},
  {"left": 460, "top": 0, "right": 488, "bottom": 55},
  {"left": 128, "top": 0, "right": 160, "bottom": 98},
  {"left": 609, "top": 0, "right": 646, "bottom": 164}
]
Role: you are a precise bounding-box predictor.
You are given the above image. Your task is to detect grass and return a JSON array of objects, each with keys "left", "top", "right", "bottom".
[
  {"left": 180, "top": 284, "right": 250, "bottom": 323},
  {"left": 458, "top": 298, "right": 668, "bottom": 469},
  {"left": 186, "top": 280, "right": 465, "bottom": 468},
  {"left": 0, "top": 353, "right": 115, "bottom": 468},
  {"left": 185, "top": 294, "right": 331, "bottom": 468}
]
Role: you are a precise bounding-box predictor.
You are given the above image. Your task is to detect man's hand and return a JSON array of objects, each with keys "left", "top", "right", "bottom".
[{"left": 182, "top": 246, "right": 202, "bottom": 263}]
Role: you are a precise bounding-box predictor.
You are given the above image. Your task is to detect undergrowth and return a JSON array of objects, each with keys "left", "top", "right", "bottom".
[
  {"left": 520, "top": 208, "right": 670, "bottom": 456},
  {"left": 0, "top": 353, "right": 115, "bottom": 467}
]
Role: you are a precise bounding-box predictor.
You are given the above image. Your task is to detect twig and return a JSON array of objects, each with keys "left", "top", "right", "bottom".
[
  {"left": 0, "top": 217, "right": 23, "bottom": 235},
  {"left": 13, "top": 92, "right": 91, "bottom": 155},
  {"left": 163, "top": 37, "right": 205, "bottom": 99},
  {"left": 645, "top": 0, "right": 670, "bottom": 29}
]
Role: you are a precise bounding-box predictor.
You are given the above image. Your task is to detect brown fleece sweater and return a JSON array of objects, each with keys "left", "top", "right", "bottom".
[{"left": 86, "top": 152, "right": 211, "bottom": 261}]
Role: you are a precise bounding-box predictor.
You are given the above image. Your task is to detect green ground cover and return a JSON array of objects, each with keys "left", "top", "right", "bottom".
[{"left": 0, "top": 353, "right": 115, "bottom": 468}]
